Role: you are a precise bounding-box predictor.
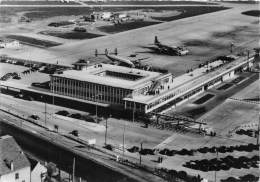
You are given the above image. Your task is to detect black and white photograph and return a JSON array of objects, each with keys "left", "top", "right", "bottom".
[{"left": 0, "top": 0, "right": 259, "bottom": 181}]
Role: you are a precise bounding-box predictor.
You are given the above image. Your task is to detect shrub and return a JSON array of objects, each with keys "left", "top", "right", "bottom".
[
  {"left": 56, "top": 110, "right": 69, "bottom": 116},
  {"left": 177, "top": 171, "right": 187, "bottom": 180},
  {"left": 70, "top": 113, "right": 82, "bottom": 119}
]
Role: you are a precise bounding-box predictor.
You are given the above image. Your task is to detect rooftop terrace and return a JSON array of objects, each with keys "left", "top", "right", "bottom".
[{"left": 53, "top": 63, "right": 162, "bottom": 89}]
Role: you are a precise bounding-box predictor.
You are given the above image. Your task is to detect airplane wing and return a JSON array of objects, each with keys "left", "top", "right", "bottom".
[{"left": 106, "top": 54, "right": 134, "bottom": 67}]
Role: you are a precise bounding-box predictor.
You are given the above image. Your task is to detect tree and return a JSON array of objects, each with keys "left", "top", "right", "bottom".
[{"left": 54, "top": 125, "right": 59, "bottom": 133}]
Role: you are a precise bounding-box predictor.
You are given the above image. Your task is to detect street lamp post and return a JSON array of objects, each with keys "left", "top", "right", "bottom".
[
  {"left": 95, "top": 100, "right": 98, "bottom": 122},
  {"left": 123, "top": 120, "right": 126, "bottom": 157},
  {"left": 139, "top": 142, "right": 143, "bottom": 165},
  {"left": 92, "top": 92, "right": 101, "bottom": 123},
  {"left": 132, "top": 102, "right": 135, "bottom": 123},
  {"left": 41, "top": 95, "right": 47, "bottom": 128},
  {"left": 214, "top": 148, "right": 218, "bottom": 182},
  {"left": 257, "top": 114, "right": 260, "bottom": 145},
  {"left": 44, "top": 98, "right": 47, "bottom": 128},
  {"left": 105, "top": 117, "right": 108, "bottom": 145}
]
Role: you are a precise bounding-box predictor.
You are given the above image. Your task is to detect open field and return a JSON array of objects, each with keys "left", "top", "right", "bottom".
[
  {"left": 5, "top": 34, "right": 61, "bottom": 47},
  {"left": 40, "top": 31, "right": 104, "bottom": 40},
  {"left": 98, "top": 21, "right": 160, "bottom": 34},
  {"left": 0, "top": 6, "right": 226, "bottom": 21}
]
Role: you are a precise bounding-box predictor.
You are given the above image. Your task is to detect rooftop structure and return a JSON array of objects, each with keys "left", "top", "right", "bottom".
[{"left": 54, "top": 63, "right": 162, "bottom": 90}]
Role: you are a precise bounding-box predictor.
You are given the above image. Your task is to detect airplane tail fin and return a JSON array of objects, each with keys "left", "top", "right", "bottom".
[
  {"left": 95, "top": 49, "right": 98, "bottom": 57},
  {"left": 154, "top": 36, "right": 159, "bottom": 45},
  {"left": 114, "top": 48, "right": 118, "bottom": 55}
]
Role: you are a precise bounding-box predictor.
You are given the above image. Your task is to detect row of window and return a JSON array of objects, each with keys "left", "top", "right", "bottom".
[{"left": 51, "top": 76, "right": 132, "bottom": 105}]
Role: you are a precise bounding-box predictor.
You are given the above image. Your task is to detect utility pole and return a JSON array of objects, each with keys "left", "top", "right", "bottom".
[
  {"left": 132, "top": 102, "right": 135, "bottom": 123},
  {"left": 257, "top": 114, "right": 260, "bottom": 145},
  {"left": 72, "top": 157, "right": 75, "bottom": 182},
  {"left": 215, "top": 148, "right": 218, "bottom": 182},
  {"left": 123, "top": 120, "right": 126, "bottom": 157},
  {"left": 139, "top": 142, "right": 143, "bottom": 165},
  {"left": 105, "top": 116, "right": 108, "bottom": 146},
  {"left": 230, "top": 42, "right": 234, "bottom": 53},
  {"left": 44, "top": 98, "right": 47, "bottom": 128},
  {"left": 92, "top": 92, "right": 101, "bottom": 123},
  {"left": 41, "top": 95, "right": 47, "bottom": 128}
]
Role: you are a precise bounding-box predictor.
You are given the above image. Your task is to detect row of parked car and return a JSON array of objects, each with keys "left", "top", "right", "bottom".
[
  {"left": 126, "top": 143, "right": 259, "bottom": 157},
  {"left": 184, "top": 155, "right": 259, "bottom": 172},
  {"left": 56, "top": 110, "right": 102, "bottom": 123},
  {"left": 221, "top": 174, "right": 259, "bottom": 182}
]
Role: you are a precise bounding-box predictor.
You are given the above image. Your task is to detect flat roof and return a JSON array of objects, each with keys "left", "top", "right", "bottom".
[
  {"left": 53, "top": 63, "right": 162, "bottom": 90},
  {"left": 125, "top": 55, "right": 254, "bottom": 104}
]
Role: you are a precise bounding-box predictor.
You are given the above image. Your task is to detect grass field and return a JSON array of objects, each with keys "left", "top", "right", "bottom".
[
  {"left": 40, "top": 31, "right": 104, "bottom": 39},
  {"left": 217, "top": 83, "right": 233, "bottom": 90},
  {"left": 98, "top": 21, "right": 160, "bottom": 34},
  {"left": 193, "top": 94, "right": 215, "bottom": 105},
  {"left": 242, "top": 10, "right": 260, "bottom": 17},
  {"left": 5, "top": 35, "right": 61, "bottom": 47},
  {"left": 0, "top": 6, "right": 228, "bottom": 21}
]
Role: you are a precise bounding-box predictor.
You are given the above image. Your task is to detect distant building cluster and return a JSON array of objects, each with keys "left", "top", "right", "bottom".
[{"left": 0, "top": 39, "right": 20, "bottom": 49}]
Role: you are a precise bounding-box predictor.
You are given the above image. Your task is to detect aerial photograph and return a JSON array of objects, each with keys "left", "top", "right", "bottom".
[{"left": 0, "top": 0, "right": 259, "bottom": 182}]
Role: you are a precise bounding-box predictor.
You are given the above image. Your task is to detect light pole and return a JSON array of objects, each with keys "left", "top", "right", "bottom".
[
  {"left": 214, "top": 148, "right": 218, "bottom": 182},
  {"left": 92, "top": 93, "right": 101, "bottom": 123},
  {"left": 132, "top": 101, "right": 135, "bottom": 123},
  {"left": 123, "top": 120, "right": 126, "bottom": 157},
  {"left": 41, "top": 95, "right": 47, "bottom": 128},
  {"left": 139, "top": 142, "right": 143, "bottom": 165},
  {"left": 257, "top": 113, "right": 260, "bottom": 145},
  {"left": 105, "top": 114, "right": 111, "bottom": 146}
]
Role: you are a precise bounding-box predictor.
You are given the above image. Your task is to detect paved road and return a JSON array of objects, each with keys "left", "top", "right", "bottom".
[
  {"left": 0, "top": 108, "right": 165, "bottom": 182},
  {"left": 0, "top": 4, "right": 220, "bottom": 7}
]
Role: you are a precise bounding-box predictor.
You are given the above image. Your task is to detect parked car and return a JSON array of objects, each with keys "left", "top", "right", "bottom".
[
  {"left": 30, "top": 114, "right": 40, "bottom": 120},
  {"left": 70, "top": 130, "right": 79, "bottom": 137}
]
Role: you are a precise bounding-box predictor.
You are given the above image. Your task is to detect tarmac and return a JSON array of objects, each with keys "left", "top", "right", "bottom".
[{"left": 0, "top": 3, "right": 258, "bottom": 75}]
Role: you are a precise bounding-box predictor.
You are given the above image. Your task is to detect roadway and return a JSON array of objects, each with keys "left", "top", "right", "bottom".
[
  {"left": 0, "top": 4, "right": 221, "bottom": 7},
  {"left": 0, "top": 106, "right": 166, "bottom": 182}
]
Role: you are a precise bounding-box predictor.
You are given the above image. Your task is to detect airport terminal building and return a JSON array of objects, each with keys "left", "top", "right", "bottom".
[
  {"left": 50, "top": 55, "right": 254, "bottom": 114},
  {"left": 50, "top": 63, "right": 173, "bottom": 113}
]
